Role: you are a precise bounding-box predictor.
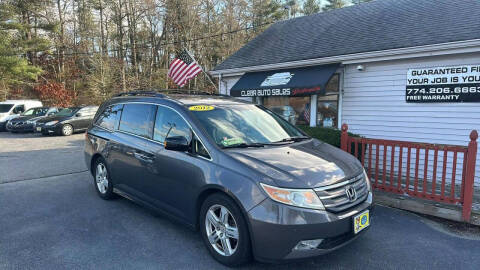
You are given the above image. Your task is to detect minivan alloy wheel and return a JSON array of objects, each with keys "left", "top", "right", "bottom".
[
  {"left": 205, "top": 204, "right": 239, "bottom": 256},
  {"left": 95, "top": 163, "right": 109, "bottom": 194}
]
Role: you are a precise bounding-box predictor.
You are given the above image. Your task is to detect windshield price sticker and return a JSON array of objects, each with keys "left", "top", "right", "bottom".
[
  {"left": 406, "top": 65, "right": 480, "bottom": 102},
  {"left": 189, "top": 105, "right": 215, "bottom": 111},
  {"left": 221, "top": 137, "right": 245, "bottom": 147}
]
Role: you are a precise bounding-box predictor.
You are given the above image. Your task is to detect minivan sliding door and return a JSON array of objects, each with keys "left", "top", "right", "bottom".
[{"left": 110, "top": 103, "right": 156, "bottom": 200}]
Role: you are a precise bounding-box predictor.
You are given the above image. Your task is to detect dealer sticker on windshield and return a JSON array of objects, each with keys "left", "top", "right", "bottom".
[
  {"left": 221, "top": 137, "right": 245, "bottom": 147},
  {"left": 189, "top": 105, "right": 214, "bottom": 111},
  {"left": 353, "top": 210, "right": 370, "bottom": 234}
]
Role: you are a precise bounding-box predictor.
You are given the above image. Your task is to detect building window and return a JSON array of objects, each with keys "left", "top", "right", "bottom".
[
  {"left": 262, "top": 73, "right": 340, "bottom": 127},
  {"left": 263, "top": 96, "right": 310, "bottom": 126},
  {"left": 317, "top": 74, "right": 339, "bottom": 128}
]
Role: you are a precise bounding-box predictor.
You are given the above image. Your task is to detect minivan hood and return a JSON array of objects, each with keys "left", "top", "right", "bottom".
[{"left": 225, "top": 140, "right": 363, "bottom": 189}]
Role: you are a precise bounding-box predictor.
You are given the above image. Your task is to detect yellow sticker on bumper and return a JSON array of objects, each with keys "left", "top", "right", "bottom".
[
  {"left": 354, "top": 210, "right": 370, "bottom": 234},
  {"left": 189, "top": 105, "right": 214, "bottom": 111}
]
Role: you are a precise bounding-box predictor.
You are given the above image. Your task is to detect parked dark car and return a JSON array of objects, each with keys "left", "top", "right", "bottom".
[
  {"left": 84, "top": 92, "right": 373, "bottom": 266},
  {"left": 6, "top": 107, "right": 60, "bottom": 132},
  {"left": 36, "top": 106, "right": 98, "bottom": 136}
]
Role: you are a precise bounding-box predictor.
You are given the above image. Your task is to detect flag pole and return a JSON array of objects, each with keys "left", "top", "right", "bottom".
[{"left": 184, "top": 48, "right": 218, "bottom": 93}]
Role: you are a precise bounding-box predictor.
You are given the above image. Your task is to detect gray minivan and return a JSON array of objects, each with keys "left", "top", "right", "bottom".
[{"left": 84, "top": 91, "right": 373, "bottom": 266}]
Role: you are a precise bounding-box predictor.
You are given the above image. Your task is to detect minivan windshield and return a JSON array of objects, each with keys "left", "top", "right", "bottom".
[
  {"left": 0, "top": 104, "right": 14, "bottom": 113},
  {"left": 56, "top": 107, "right": 79, "bottom": 117},
  {"left": 22, "top": 107, "right": 48, "bottom": 116},
  {"left": 190, "top": 104, "right": 308, "bottom": 148}
]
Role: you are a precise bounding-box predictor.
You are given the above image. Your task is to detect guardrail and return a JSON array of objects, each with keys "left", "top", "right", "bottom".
[{"left": 340, "top": 124, "right": 477, "bottom": 222}]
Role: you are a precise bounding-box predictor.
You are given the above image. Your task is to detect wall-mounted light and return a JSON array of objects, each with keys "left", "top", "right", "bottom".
[{"left": 356, "top": 65, "right": 365, "bottom": 71}]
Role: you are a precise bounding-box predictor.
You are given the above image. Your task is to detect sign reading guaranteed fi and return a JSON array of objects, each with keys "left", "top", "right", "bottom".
[{"left": 406, "top": 65, "right": 480, "bottom": 103}]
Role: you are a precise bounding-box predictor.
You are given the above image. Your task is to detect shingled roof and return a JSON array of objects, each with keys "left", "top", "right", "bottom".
[{"left": 214, "top": 0, "right": 480, "bottom": 71}]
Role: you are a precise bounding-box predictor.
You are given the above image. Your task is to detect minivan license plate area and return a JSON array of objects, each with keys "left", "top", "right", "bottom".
[
  {"left": 353, "top": 210, "right": 369, "bottom": 234},
  {"left": 36, "top": 127, "right": 41, "bottom": 132}
]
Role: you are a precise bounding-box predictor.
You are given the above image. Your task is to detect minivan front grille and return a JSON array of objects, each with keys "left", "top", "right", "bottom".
[{"left": 314, "top": 173, "right": 368, "bottom": 213}]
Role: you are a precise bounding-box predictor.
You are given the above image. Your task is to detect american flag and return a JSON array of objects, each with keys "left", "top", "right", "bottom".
[
  {"left": 304, "top": 103, "right": 310, "bottom": 124},
  {"left": 168, "top": 50, "right": 202, "bottom": 87}
]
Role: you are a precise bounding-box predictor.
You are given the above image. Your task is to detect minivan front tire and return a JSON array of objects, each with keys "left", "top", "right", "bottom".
[{"left": 200, "top": 193, "right": 251, "bottom": 267}]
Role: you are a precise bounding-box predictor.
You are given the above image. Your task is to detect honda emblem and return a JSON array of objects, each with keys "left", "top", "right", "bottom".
[{"left": 345, "top": 185, "right": 357, "bottom": 202}]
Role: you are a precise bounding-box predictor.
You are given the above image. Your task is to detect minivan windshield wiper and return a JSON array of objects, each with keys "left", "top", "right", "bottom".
[
  {"left": 271, "top": 136, "right": 311, "bottom": 144},
  {"left": 221, "top": 142, "right": 267, "bottom": 149}
]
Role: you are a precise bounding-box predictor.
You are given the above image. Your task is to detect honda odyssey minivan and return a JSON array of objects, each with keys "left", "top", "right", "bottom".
[{"left": 84, "top": 91, "right": 373, "bottom": 266}]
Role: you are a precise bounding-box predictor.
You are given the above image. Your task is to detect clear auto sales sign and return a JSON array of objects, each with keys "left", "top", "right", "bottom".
[{"left": 406, "top": 65, "right": 480, "bottom": 102}]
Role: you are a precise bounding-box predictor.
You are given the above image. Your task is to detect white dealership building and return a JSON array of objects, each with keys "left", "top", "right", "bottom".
[{"left": 210, "top": 0, "right": 480, "bottom": 186}]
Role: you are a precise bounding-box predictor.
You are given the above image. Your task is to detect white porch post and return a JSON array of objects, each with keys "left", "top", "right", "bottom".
[
  {"left": 257, "top": 96, "right": 263, "bottom": 105},
  {"left": 338, "top": 67, "right": 345, "bottom": 129},
  {"left": 310, "top": 94, "right": 317, "bottom": 127}
]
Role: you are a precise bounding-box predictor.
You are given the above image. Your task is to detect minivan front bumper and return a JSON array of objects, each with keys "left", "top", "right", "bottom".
[{"left": 247, "top": 192, "right": 373, "bottom": 262}]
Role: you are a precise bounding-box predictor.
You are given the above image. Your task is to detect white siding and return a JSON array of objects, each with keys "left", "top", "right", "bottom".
[
  {"left": 220, "top": 74, "right": 254, "bottom": 102},
  {"left": 219, "top": 75, "right": 241, "bottom": 96},
  {"left": 342, "top": 52, "right": 480, "bottom": 186}
]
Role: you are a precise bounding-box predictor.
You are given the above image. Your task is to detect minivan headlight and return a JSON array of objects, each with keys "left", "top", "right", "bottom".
[
  {"left": 260, "top": 183, "right": 324, "bottom": 210},
  {"left": 363, "top": 169, "right": 371, "bottom": 191}
]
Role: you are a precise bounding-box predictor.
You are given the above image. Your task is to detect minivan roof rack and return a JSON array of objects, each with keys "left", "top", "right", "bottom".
[
  {"left": 114, "top": 91, "right": 167, "bottom": 98},
  {"left": 114, "top": 89, "right": 224, "bottom": 98}
]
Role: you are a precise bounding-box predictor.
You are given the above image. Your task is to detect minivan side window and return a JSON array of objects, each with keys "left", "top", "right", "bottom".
[
  {"left": 192, "top": 136, "right": 210, "bottom": 159},
  {"left": 153, "top": 106, "right": 192, "bottom": 143},
  {"left": 119, "top": 103, "right": 156, "bottom": 138},
  {"left": 96, "top": 104, "right": 123, "bottom": 130}
]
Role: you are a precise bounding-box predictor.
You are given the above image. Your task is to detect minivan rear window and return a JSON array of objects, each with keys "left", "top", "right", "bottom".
[
  {"left": 96, "top": 104, "right": 123, "bottom": 130},
  {"left": 119, "top": 103, "right": 156, "bottom": 138}
]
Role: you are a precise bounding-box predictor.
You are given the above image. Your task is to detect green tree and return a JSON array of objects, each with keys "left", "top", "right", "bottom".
[
  {"left": 0, "top": 0, "right": 48, "bottom": 99},
  {"left": 322, "top": 0, "right": 347, "bottom": 11},
  {"left": 0, "top": 37, "right": 42, "bottom": 99},
  {"left": 303, "top": 0, "right": 320, "bottom": 15}
]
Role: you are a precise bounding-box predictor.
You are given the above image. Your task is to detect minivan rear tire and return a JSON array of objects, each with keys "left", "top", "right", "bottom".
[
  {"left": 200, "top": 193, "right": 252, "bottom": 267},
  {"left": 93, "top": 157, "right": 116, "bottom": 200}
]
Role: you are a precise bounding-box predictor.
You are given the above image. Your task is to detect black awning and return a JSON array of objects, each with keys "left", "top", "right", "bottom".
[{"left": 230, "top": 63, "right": 339, "bottom": 97}]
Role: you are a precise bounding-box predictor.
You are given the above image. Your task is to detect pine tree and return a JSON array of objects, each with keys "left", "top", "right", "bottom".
[
  {"left": 303, "top": 0, "right": 320, "bottom": 15},
  {"left": 322, "top": 0, "right": 347, "bottom": 11},
  {"left": 0, "top": 0, "right": 47, "bottom": 99}
]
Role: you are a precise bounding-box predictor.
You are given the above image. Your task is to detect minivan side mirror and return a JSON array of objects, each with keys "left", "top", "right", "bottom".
[
  {"left": 164, "top": 136, "right": 190, "bottom": 152},
  {"left": 75, "top": 112, "right": 83, "bottom": 117}
]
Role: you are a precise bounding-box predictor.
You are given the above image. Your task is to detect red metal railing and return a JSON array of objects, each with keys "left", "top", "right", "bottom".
[{"left": 340, "top": 124, "right": 478, "bottom": 222}]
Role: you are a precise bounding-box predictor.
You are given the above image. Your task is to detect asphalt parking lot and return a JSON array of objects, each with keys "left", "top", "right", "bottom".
[{"left": 1, "top": 132, "right": 479, "bottom": 269}]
